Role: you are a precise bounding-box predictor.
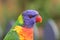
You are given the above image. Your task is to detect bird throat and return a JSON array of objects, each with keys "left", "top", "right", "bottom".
[{"left": 24, "top": 19, "right": 35, "bottom": 28}]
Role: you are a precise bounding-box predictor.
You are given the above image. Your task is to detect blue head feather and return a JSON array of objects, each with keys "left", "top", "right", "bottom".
[{"left": 23, "top": 10, "right": 39, "bottom": 28}]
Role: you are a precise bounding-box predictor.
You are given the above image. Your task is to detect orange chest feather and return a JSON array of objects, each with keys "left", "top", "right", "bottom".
[{"left": 14, "top": 26, "right": 33, "bottom": 40}]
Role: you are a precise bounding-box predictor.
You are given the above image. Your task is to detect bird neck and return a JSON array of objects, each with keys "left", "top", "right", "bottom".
[{"left": 24, "top": 20, "right": 34, "bottom": 28}]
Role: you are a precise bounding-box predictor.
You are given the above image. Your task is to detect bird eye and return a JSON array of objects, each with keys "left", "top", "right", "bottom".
[{"left": 29, "top": 15, "right": 35, "bottom": 18}]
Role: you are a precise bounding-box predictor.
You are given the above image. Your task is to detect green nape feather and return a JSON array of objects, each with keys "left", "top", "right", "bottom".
[
  {"left": 13, "top": 14, "right": 24, "bottom": 27},
  {"left": 18, "top": 14, "right": 24, "bottom": 25},
  {"left": 4, "top": 14, "right": 24, "bottom": 40}
]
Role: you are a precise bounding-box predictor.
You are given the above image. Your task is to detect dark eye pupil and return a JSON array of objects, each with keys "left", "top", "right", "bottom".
[
  {"left": 29, "top": 15, "right": 33, "bottom": 18},
  {"left": 29, "top": 15, "right": 35, "bottom": 18}
]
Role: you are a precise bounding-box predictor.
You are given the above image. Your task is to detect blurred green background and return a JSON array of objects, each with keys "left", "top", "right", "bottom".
[{"left": 0, "top": 0, "right": 60, "bottom": 40}]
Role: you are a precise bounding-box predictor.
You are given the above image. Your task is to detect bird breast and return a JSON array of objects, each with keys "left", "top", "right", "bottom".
[{"left": 13, "top": 26, "right": 33, "bottom": 40}]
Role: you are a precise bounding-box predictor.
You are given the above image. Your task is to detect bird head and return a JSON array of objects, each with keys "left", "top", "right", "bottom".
[{"left": 22, "top": 10, "right": 42, "bottom": 28}]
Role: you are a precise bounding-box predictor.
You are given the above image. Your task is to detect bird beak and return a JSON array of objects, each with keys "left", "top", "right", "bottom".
[{"left": 36, "top": 15, "right": 42, "bottom": 23}]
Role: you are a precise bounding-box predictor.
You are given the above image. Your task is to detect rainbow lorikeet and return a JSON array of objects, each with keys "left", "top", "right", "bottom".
[{"left": 4, "top": 10, "right": 42, "bottom": 40}]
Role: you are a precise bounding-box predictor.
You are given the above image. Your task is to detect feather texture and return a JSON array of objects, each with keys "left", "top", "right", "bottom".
[{"left": 13, "top": 26, "right": 33, "bottom": 40}]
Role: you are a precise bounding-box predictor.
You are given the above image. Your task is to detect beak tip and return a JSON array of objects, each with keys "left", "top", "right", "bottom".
[{"left": 40, "top": 16, "right": 42, "bottom": 23}]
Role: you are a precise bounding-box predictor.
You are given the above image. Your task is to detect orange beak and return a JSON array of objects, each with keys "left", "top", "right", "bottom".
[{"left": 36, "top": 15, "right": 42, "bottom": 23}]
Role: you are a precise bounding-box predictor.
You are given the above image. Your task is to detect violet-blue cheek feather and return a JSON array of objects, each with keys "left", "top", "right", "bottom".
[{"left": 23, "top": 16, "right": 36, "bottom": 28}]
